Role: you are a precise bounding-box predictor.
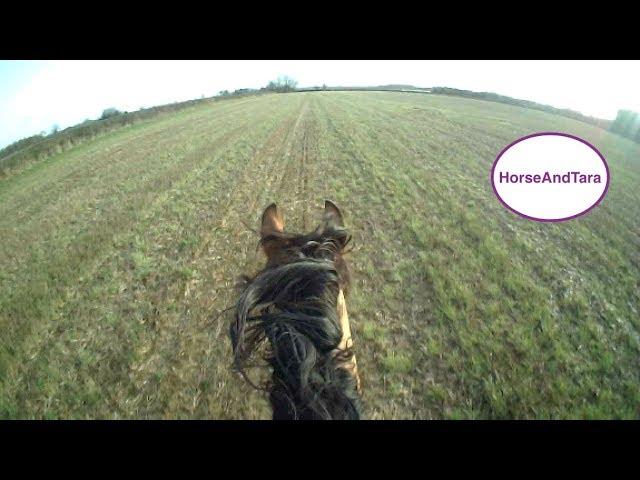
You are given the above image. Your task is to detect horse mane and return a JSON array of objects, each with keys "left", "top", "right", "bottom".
[{"left": 229, "top": 225, "right": 362, "bottom": 419}]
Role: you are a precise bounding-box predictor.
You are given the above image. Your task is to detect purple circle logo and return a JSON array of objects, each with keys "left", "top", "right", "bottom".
[{"left": 491, "top": 132, "right": 610, "bottom": 222}]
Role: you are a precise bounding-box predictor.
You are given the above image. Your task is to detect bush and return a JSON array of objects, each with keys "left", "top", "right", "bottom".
[
  {"left": 100, "top": 108, "right": 122, "bottom": 120},
  {"left": 0, "top": 134, "right": 46, "bottom": 160}
]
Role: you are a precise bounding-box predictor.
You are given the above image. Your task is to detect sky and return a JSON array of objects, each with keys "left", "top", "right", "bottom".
[{"left": 1, "top": 60, "right": 639, "bottom": 150}]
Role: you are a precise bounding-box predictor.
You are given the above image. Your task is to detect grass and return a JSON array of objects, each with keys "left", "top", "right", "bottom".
[
  {"left": 381, "top": 353, "right": 414, "bottom": 374},
  {"left": 1, "top": 91, "right": 639, "bottom": 419}
]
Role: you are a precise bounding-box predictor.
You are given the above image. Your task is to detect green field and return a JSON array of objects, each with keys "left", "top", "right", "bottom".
[{"left": 1, "top": 91, "right": 639, "bottom": 419}]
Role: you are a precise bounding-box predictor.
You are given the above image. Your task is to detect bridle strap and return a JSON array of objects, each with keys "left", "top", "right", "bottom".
[{"left": 336, "top": 289, "right": 362, "bottom": 394}]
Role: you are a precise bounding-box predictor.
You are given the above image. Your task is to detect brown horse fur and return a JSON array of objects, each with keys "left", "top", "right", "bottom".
[{"left": 229, "top": 200, "right": 362, "bottom": 419}]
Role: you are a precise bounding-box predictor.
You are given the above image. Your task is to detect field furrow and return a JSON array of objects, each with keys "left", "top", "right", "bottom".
[{"left": 1, "top": 92, "right": 639, "bottom": 419}]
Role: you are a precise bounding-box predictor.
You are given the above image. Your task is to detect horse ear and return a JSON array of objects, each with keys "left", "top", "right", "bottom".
[
  {"left": 324, "top": 200, "right": 344, "bottom": 228},
  {"left": 261, "top": 203, "right": 284, "bottom": 236}
]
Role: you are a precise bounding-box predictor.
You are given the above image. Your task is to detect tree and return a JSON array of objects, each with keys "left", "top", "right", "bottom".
[
  {"left": 50, "top": 124, "right": 60, "bottom": 135},
  {"left": 265, "top": 76, "right": 298, "bottom": 93},
  {"left": 610, "top": 109, "right": 640, "bottom": 143},
  {"left": 100, "top": 107, "right": 122, "bottom": 120}
]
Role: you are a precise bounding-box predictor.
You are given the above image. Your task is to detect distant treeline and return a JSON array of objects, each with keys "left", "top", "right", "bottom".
[
  {"left": 0, "top": 98, "right": 208, "bottom": 177},
  {"left": 0, "top": 92, "right": 266, "bottom": 179},
  {"left": 609, "top": 110, "right": 640, "bottom": 143},
  {"left": 0, "top": 78, "right": 302, "bottom": 179},
  {"left": 219, "top": 76, "right": 298, "bottom": 96},
  {"left": 430, "top": 87, "right": 612, "bottom": 130},
  {"left": 296, "top": 84, "right": 432, "bottom": 93}
]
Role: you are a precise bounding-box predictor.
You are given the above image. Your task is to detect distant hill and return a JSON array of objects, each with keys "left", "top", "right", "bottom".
[
  {"left": 430, "top": 87, "right": 611, "bottom": 131},
  {"left": 295, "top": 85, "right": 612, "bottom": 132}
]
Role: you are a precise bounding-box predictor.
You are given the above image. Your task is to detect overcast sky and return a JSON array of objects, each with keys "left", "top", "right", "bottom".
[{"left": 1, "top": 60, "right": 639, "bottom": 150}]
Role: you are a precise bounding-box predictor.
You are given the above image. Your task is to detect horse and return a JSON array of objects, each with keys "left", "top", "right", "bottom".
[{"left": 229, "top": 200, "right": 362, "bottom": 419}]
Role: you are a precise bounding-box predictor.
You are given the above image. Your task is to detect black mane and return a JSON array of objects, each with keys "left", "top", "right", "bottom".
[{"left": 230, "top": 225, "right": 361, "bottom": 420}]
